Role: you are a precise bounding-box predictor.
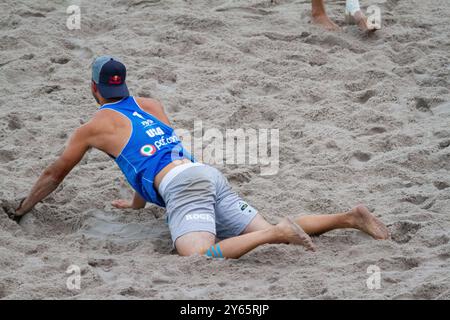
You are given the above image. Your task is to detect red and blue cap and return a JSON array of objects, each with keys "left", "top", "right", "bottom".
[{"left": 92, "top": 56, "right": 129, "bottom": 99}]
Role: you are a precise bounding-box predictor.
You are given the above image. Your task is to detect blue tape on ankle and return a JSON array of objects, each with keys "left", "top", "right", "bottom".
[
  {"left": 216, "top": 245, "right": 224, "bottom": 258},
  {"left": 205, "top": 245, "right": 224, "bottom": 258},
  {"left": 211, "top": 246, "right": 219, "bottom": 257}
]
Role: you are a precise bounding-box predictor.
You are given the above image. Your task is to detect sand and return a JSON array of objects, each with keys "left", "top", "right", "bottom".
[{"left": 0, "top": 0, "right": 449, "bottom": 299}]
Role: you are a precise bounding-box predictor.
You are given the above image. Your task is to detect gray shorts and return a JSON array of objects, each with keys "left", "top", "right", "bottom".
[{"left": 159, "top": 165, "right": 258, "bottom": 244}]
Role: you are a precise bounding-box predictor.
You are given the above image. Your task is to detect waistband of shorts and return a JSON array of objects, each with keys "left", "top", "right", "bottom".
[{"left": 158, "top": 162, "right": 204, "bottom": 196}]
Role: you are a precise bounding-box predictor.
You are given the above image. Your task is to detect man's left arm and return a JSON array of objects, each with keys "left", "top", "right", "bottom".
[{"left": 15, "top": 124, "right": 93, "bottom": 217}]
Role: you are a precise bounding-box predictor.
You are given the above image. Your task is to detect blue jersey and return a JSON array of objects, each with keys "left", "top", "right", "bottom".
[{"left": 99, "top": 96, "right": 193, "bottom": 207}]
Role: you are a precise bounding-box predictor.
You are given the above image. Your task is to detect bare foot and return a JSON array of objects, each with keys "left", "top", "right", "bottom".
[
  {"left": 350, "top": 205, "right": 390, "bottom": 240},
  {"left": 348, "top": 10, "right": 379, "bottom": 32},
  {"left": 312, "top": 13, "right": 341, "bottom": 31},
  {"left": 277, "top": 217, "right": 316, "bottom": 251}
]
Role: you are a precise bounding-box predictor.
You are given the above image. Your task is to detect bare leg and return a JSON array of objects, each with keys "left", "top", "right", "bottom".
[
  {"left": 293, "top": 212, "right": 351, "bottom": 235},
  {"left": 347, "top": 10, "right": 379, "bottom": 32},
  {"left": 175, "top": 206, "right": 388, "bottom": 259},
  {"left": 176, "top": 218, "right": 315, "bottom": 259},
  {"left": 345, "top": 0, "right": 380, "bottom": 32},
  {"left": 311, "top": 0, "right": 340, "bottom": 31},
  {"left": 243, "top": 205, "right": 390, "bottom": 240},
  {"left": 294, "top": 205, "right": 389, "bottom": 239}
]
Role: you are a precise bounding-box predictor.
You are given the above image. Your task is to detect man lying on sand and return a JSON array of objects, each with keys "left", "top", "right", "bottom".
[
  {"left": 10, "top": 56, "right": 389, "bottom": 259},
  {"left": 310, "top": 0, "right": 379, "bottom": 32}
]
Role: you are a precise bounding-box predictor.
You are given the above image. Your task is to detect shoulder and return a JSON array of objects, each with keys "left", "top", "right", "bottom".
[
  {"left": 134, "top": 96, "right": 171, "bottom": 125},
  {"left": 89, "top": 110, "right": 110, "bottom": 128},
  {"left": 92, "top": 107, "right": 125, "bottom": 127},
  {"left": 134, "top": 97, "right": 164, "bottom": 114},
  {"left": 71, "top": 119, "right": 97, "bottom": 140},
  {"left": 76, "top": 111, "right": 114, "bottom": 138}
]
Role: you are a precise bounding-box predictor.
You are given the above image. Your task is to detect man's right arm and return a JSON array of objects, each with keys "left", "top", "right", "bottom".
[{"left": 15, "top": 123, "right": 93, "bottom": 216}]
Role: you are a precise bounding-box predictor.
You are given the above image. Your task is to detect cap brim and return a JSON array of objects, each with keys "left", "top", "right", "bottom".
[{"left": 98, "top": 82, "right": 129, "bottom": 99}]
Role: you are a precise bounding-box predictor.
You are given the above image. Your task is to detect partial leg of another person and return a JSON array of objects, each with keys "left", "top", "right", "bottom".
[
  {"left": 345, "top": 0, "right": 380, "bottom": 32},
  {"left": 311, "top": 0, "right": 340, "bottom": 31}
]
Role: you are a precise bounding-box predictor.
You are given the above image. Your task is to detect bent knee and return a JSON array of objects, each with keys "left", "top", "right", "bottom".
[
  {"left": 177, "top": 246, "right": 209, "bottom": 257},
  {"left": 175, "top": 232, "right": 215, "bottom": 257},
  {"left": 177, "top": 243, "right": 214, "bottom": 257}
]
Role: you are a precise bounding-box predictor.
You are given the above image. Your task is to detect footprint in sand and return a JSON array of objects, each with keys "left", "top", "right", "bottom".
[
  {"left": 438, "top": 140, "right": 450, "bottom": 149},
  {"left": 378, "top": 256, "right": 421, "bottom": 271},
  {"left": 414, "top": 97, "right": 433, "bottom": 113},
  {"left": 15, "top": 9, "right": 46, "bottom": 18},
  {"left": 389, "top": 221, "right": 422, "bottom": 244},
  {"left": 63, "top": 40, "right": 94, "bottom": 60},
  {"left": 367, "top": 126, "right": 387, "bottom": 135},
  {"left": 433, "top": 181, "right": 449, "bottom": 190},
  {"left": 345, "top": 70, "right": 388, "bottom": 93},
  {"left": 88, "top": 258, "right": 117, "bottom": 271},
  {"left": 7, "top": 114, "right": 22, "bottom": 130},
  {"left": 356, "top": 89, "right": 377, "bottom": 104},
  {"left": 0, "top": 150, "right": 16, "bottom": 163},
  {"left": 37, "top": 85, "right": 61, "bottom": 95},
  {"left": 424, "top": 234, "right": 449, "bottom": 248},
  {"left": 50, "top": 57, "right": 70, "bottom": 65},
  {"left": 412, "top": 283, "right": 448, "bottom": 300},
  {"left": 226, "top": 171, "right": 252, "bottom": 184},
  {"left": 438, "top": 250, "right": 450, "bottom": 261},
  {"left": 400, "top": 194, "right": 429, "bottom": 206},
  {"left": 349, "top": 151, "right": 371, "bottom": 166}
]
